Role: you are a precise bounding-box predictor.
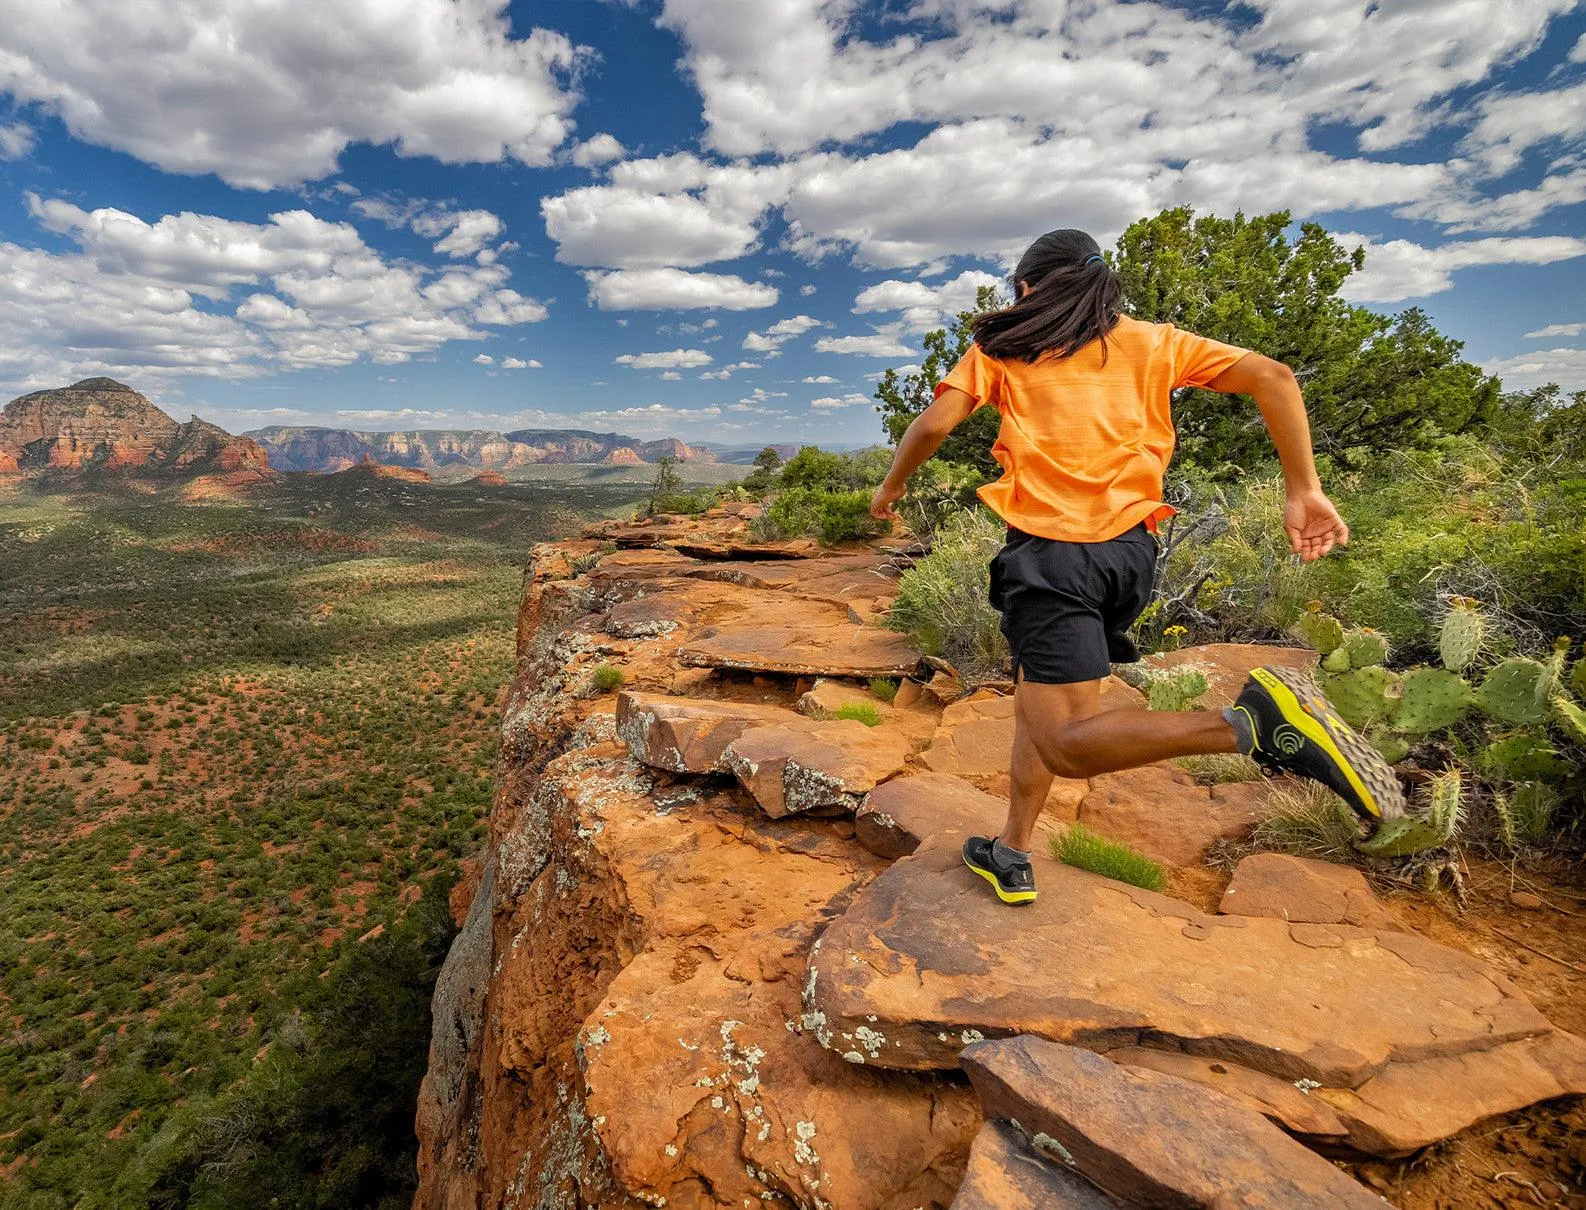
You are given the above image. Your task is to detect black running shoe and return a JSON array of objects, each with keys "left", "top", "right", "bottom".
[
  {"left": 1230, "top": 666, "right": 1405, "bottom": 824},
  {"left": 963, "top": 835, "right": 1038, "bottom": 905}
]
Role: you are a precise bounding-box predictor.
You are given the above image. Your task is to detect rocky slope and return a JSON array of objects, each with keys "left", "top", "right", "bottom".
[
  {"left": 0, "top": 378, "right": 272, "bottom": 483},
  {"left": 415, "top": 513, "right": 1586, "bottom": 1208},
  {"left": 248, "top": 425, "right": 714, "bottom": 473}
]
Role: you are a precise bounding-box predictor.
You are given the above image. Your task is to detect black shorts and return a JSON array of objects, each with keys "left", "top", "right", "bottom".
[{"left": 988, "top": 523, "right": 1158, "bottom": 685}]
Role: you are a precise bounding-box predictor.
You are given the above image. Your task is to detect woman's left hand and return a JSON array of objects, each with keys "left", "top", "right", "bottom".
[{"left": 870, "top": 482, "right": 905, "bottom": 520}]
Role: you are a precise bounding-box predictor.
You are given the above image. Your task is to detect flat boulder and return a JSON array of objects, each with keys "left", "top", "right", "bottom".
[
  {"left": 1219, "top": 852, "right": 1403, "bottom": 931},
  {"left": 679, "top": 608, "right": 920, "bottom": 679},
  {"left": 951, "top": 1120, "right": 1114, "bottom": 1210},
  {"left": 804, "top": 832, "right": 1557, "bottom": 1094},
  {"left": 1139, "top": 642, "right": 1316, "bottom": 711},
  {"left": 616, "top": 692, "right": 792, "bottom": 773},
  {"left": 961, "top": 1037, "right": 1385, "bottom": 1207},
  {"left": 856, "top": 772, "right": 1020, "bottom": 860},
  {"left": 725, "top": 718, "right": 911, "bottom": 817},
  {"left": 1077, "top": 764, "right": 1270, "bottom": 867}
]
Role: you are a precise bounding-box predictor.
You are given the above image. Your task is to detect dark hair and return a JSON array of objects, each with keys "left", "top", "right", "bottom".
[{"left": 972, "top": 228, "right": 1123, "bottom": 364}]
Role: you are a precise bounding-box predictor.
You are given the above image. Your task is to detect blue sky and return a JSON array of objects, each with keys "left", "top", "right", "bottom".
[{"left": 0, "top": 0, "right": 1582, "bottom": 446}]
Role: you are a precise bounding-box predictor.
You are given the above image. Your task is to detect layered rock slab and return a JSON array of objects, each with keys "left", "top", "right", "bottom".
[
  {"left": 855, "top": 772, "right": 1061, "bottom": 861},
  {"left": 1219, "top": 851, "right": 1403, "bottom": 931},
  {"left": 725, "top": 718, "right": 911, "bottom": 817},
  {"left": 805, "top": 832, "right": 1556, "bottom": 1091},
  {"left": 950, "top": 1120, "right": 1114, "bottom": 1210},
  {"left": 962, "top": 1037, "right": 1385, "bottom": 1207},
  {"left": 680, "top": 615, "right": 920, "bottom": 678},
  {"left": 616, "top": 691, "right": 790, "bottom": 774},
  {"left": 1076, "top": 763, "right": 1271, "bottom": 867}
]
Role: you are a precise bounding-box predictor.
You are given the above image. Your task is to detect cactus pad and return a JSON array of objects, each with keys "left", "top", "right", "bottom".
[
  {"left": 1321, "top": 647, "right": 1351, "bottom": 674},
  {"left": 1552, "top": 694, "right": 1586, "bottom": 747},
  {"left": 1480, "top": 731, "right": 1570, "bottom": 783},
  {"left": 1318, "top": 665, "right": 1400, "bottom": 730},
  {"left": 1356, "top": 770, "right": 1461, "bottom": 858},
  {"left": 1292, "top": 609, "right": 1344, "bottom": 656},
  {"left": 1438, "top": 601, "right": 1484, "bottom": 671},
  {"left": 1369, "top": 730, "right": 1411, "bottom": 765},
  {"left": 1392, "top": 667, "right": 1473, "bottom": 734},
  {"left": 1144, "top": 667, "right": 1210, "bottom": 713},
  {"left": 1474, "top": 659, "right": 1550, "bottom": 725},
  {"left": 1339, "top": 628, "right": 1389, "bottom": 669},
  {"left": 1570, "top": 656, "right": 1586, "bottom": 701}
]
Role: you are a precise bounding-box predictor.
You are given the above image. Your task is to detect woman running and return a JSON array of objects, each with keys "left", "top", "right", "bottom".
[{"left": 870, "top": 228, "right": 1405, "bottom": 905}]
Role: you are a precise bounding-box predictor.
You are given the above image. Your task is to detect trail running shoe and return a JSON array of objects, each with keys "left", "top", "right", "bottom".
[
  {"left": 1230, "top": 665, "right": 1405, "bottom": 824},
  {"left": 963, "top": 835, "right": 1038, "bottom": 905}
]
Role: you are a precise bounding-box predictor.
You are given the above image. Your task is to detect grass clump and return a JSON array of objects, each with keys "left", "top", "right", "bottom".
[
  {"left": 1251, "top": 782, "right": 1362, "bottom": 859},
  {"left": 867, "top": 677, "right": 898, "bottom": 703},
  {"left": 590, "top": 664, "right": 625, "bottom": 693},
  {"left": 888, "top": 508, "right": 1008, "bottom": 685},
  {"left": 1051, "top": 824, "right": 1165, "bottom": 891},
  {"left": 1175, "top": 752, "right": 1264, "bottom": 785},
  {"left": 834, "top": 703, "right": 882, "bottom": 727}
]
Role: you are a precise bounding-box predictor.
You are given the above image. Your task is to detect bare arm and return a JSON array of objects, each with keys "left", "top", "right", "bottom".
[
  {"left": 870, "top": 387, "right": 981, "bottom": 519},
  {"left": 1206, "top": 352, "right": 1348, "bottom": 561}
]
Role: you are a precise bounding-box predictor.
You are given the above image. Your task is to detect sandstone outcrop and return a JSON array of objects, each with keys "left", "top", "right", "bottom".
[
  {"left": 0, "top": 377, "right": 272, "bottom": 483},
  {"left": 248, "top": 424, "right": 714, "bottom": 472},
  {"left": 416, "top": 514, "right": 1584, "bottom": 1209}
]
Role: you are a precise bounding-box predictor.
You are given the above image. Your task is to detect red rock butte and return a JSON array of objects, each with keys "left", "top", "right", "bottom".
[{"left": 414, "top": 511, "right": 1586, "bottom": 1208}]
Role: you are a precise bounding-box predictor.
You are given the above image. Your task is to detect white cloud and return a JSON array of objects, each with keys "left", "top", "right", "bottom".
[
  {"left": 572, "top": 132, "right": 626, "bottom": 167},
  {"left": 802, "top": 375, "right": 837, "bottom": 384},
  {"left": 473, "top": 354, "right": 494, "bottom": 365},
  {"left": 0, "top": 121, "right": 34, "bottom": 159},
  {"left": 614, "top": 348, "right": 714, "bottom": 369},
  {"left": 1337, "top": 233, "right": 1586, "bottom": 302},
  {"left": 415, "top": 209, "right": 505, "bottom": 258},
  {"left": 0, "top": 0, "right": 589, "bottom": 189},
  {"left": 1401, "top": 167, "right": 1586, "bottom": 234},
  {"left": 814, "top": 325, "right": 915, "bottom": 358},
  {"left": 583, "top": 267, "right": 778, "bottom": 310},
  {"left": 699, "top": 360, "right": 761, "bottom": 380},
  {"left": 799, "top": 284, "right": 817, "bottom": 296},
  {"left": 1482, "top": 347, "right": 1586, "bottom": 391},
  {"left": 1526, "top": 322, "right": 1586, "bottom": 339},
  {"left": 1460, "top": 79, "right": 1586, "bottom": 175},
  {"left": 0, "top": 194, "right": 549, "bottom": 392},
  {"left": 810, "top": 392, "right": 869, "bottom": 411},
  {"left": 741, "top": 313, "right": 821, "bottom": 352},
  {"left": 660, "top": 370, "right": 682, "bottom": 380},
  {"left": 852, "top": 269, "right": 1003, "bottom": 331},
  {"left": 500, "top": 356, "right": 541, "bottom": 369}
]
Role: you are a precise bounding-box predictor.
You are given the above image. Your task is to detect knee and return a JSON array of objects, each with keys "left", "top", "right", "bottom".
[{"left": 1036, "top": 732, "right": 1086, "bottom": 780}]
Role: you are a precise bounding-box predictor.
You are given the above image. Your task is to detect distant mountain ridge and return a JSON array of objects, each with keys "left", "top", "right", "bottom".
[
  {"left": 0, "top": 378, "right": 271, "bottom": 483},
  {"left": 246, "top": 425, "right": 715, "bottom": 473}
]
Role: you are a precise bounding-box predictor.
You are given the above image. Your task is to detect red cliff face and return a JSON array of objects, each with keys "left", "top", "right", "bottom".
[
  {"left": 600, "top": 446, "right": 646, "bottom": 466},
  {"left": 0, "top": 378, "right": 273, "bottom": 482}
]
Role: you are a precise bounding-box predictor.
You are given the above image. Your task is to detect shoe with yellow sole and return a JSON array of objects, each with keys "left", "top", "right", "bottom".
[
  {"left": 963, "top": 835, "right": 1038, "bottom": 905},
  {"left": 1229, "top": 665, "right": 1406, "bottom": 824}
]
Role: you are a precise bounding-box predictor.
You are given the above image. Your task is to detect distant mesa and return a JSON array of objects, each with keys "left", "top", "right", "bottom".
[
  {"left": 0, "top": 377, "right": 274, "bottom": 487},
  {"left": 465, "top": 469, "right": 508, "bottom": 487},
  {"left": 332, "top": 454, "right": 433, "bottom": 484},
  {"left": 247, "top": 424, "right": 718, "bottom": 474}
]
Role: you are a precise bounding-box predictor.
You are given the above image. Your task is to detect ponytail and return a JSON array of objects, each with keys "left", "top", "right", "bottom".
[{"left": 973, "top": 231, "right": 1123, "bottom": 364}]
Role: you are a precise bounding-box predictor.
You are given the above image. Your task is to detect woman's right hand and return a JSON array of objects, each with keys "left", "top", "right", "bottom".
[{"left": 870, "top": 481, "right": 905, "bottom": 520}]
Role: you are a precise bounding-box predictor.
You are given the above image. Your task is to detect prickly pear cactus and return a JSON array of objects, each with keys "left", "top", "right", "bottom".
[
  {"left": 1292, "top": 605, "right": 1344, "bottom": 656},
  {"left": 1571, "top": 655, "right": 1586, "bottom": 700},
  {"left": 1318, "top": 664, "right": 1400, "bottom": 730},
  {"left": 1538, "top": 637, "right": 1571, "bottom": 702},
  {"left": 1144, "top": 667, "right": 1210, "bottom": 713},
  {"left": 1393, "top": 667, "right": 1473, "bottom": 734},
  {"left": 1551, "top": 694, "right": 1586, "bottom": 747},
  {"left": 1495, "top": 781, "right": 1560, "bottom": 850},
  {"left": 1475, "top": 659, "right": 1550, "bottom": 725},
  {"left": 1368, "top": 729, "right": 1411, "bottom": 765},
  {"left": 1438, "top": 599, "right": 1484, "bottom": 672},
  {"left": 1480, "top": 731, "right": 1570, "bottom": 783},
  {"left": 1321, "top": 647, "right": 1351, "bottom": 674},
  {"left": 1339, "top": 628, "right": 1389, "bottom": 669},
  {"left": 1357, "top": 769, "right": 1462, "bottom": 858}
]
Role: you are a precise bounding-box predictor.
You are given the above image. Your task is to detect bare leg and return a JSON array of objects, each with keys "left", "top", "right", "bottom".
[{"left": 999, "top": 678, "right": 1240, "bottom": 851}]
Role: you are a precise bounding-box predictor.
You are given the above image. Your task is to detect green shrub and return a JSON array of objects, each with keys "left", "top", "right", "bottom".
[
  {"left": 590, "top": 664, "right": 624, "bottom": 693},
  {"left": 867, "top": 678, "right": 898, "bottom": 703},
  {"left": 754, "top": 488, "right": 884, "bottom": 545},
  {"left": 1052, "top": 824, "right": 1165, "bottom": 891},
  {"left": 834, "top": 703, "right": 882, "bottom": 727},
  {"left": 888, "top": 508, "right": 1008, "bottom": 684}
]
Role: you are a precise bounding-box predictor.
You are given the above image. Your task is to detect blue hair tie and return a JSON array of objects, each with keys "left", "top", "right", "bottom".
[{"left": 1085, "top": 254, "right": 1103, "bottom": 265}]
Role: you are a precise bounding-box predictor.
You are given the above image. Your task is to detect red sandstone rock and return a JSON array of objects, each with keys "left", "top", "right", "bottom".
[
  {"left": 724, "top": 717, "right": 911, "bottom": 817},
  {"left": 856, "top": 772, "right": 1026, "bottom": 860},
  {"left": 950, "top": 1120, "right": 1114, "bottom": 1209},
  {"left": 961, "top": 1037, "right": 1385, "bottom": 1207},
  {"left": 805, "top": 832, "right": 1556, "bottom": 1091},
  {"left": 680, "top": 617, "right": 920, "bottom": 679},
  {"left": 1138, "top": 642, "right": 1316, "bottom": 710},
  {"left": 1219, "top": 852, "right": 1403, "bottom": 930},
  {"left": 615, "top": 692, "right": 791, "bottom": 774},
  {"left": 1077, "top": 763, "right": 1270, "bottom": 867}
]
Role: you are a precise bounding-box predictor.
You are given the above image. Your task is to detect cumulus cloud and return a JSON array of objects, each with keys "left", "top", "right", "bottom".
[
  {"left": 814, "top": 325, "right": 915, "bottom": 358},
  {"left": 1482, "top": 347, "right": 1586, "bottom": 391},
  {"left": 852, "top": 269, "right": 1003, "bottom": 331},
  {"left": 474, "top": 354, "right": 494, "bottom": 365},
  {"left": 0, "top": 194, "right": 548, "bottom": 391},
  {"left": 741, "top": 314, "right": 821, "bottom": 353},
  {"left": 1337, "top": 233, "right": 1586, "bottom": 302},
  {"left": 1525, "top": 322, "right": 1586, "bottom": 339},
  {"left": 415, "top": 209, "right": 506, "bottom": 258},
  {"left": 572, "top": 132, "right": 626, "bottom": 167},
  {"left": 614, "top": 348, "right": 714, "bottom": 369},
  {"left": 583, "top": 267, "right": 778, "bottom": 310},
  {"left": 699, "top": 360, "right": 761, "bottom": 380},
  {"left": 1459, "top": 79, "right": 1586, "bottom": 175},
  {"left": 0, "top": 0, "right": 589, "bottom": 188},
  {"left": 0, "top": 120, "right": 34, "bottom": 159},
  {"left": 500, "top": 356, "right": 541, "bottom": 369},
  {"left": 810, "top": 392, "right": 869, "bottom": 411},
  {"left": 802, "top": 375, "right": 837, "bottom": 384}
]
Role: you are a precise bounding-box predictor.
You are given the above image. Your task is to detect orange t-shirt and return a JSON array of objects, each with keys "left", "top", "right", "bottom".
[{"left": 937, "top": 315, "right": 1250, "bottom": 542}]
